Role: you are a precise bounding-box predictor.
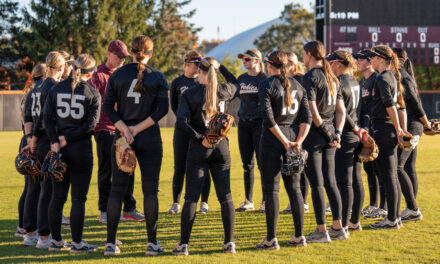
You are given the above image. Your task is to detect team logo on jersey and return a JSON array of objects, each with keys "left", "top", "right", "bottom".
[
  {"left": 239, "top": 83, "right": 258, "bottom": 94},
  {"left": 362, "top": 87, "right": 370, "bottom": 98},
  {"left": 180, "top": 86, "right": 189, "bottom": 94}
]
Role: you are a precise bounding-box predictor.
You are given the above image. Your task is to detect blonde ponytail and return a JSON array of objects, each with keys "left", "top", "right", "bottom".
[{"left": 204, "top": 61, "right": 218, "bottom": 117}]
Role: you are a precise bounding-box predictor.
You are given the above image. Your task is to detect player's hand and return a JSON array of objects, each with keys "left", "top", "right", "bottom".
[
  {"left": 121, "top": 126, "right": 134, "bottom": 144},
  {"left": 128, "top": 126, "right": 139, "bottom": 138},
  {"left": 21, "top": 144, "right": 30, "bottom": 152},
  {"left": 330, "top": 134, "right": 341, "bottom": 149},
  {"left": 51, "top": 142, "right": 60, "bottom": 153},
  {"left": 30, "top": 136, "right": 38, "bottom": 153},
  {"left": 202, "top": 138, "right": 212, "bottom": 148},
  {"left": 26, "top": 136, "right": 32, "bottom": 146},
  {"left": 59, "top": 136, "right": 67, "bottom": 148},
  {"left": 423, "top": 121, "right": 437, "bottom": 135},
  {"left": 397, "top": 128, "right": 405, "bottom": 147}
]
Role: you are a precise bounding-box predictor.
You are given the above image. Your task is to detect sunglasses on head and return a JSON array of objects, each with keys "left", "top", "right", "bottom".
[{"left": 242, "top": 57, "right": 252, "bottom": 62}]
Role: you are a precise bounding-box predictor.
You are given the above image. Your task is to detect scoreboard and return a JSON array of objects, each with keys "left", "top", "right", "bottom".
[{"left": 315, "top": 0, "right": 440, "bottom": 65}]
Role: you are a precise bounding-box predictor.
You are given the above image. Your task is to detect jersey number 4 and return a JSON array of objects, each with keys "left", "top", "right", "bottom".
[
  {"left": 281, "top": 90, "right": 299, "bottom": 115},
  {"left": 57, "top": 94, "right": 85, "bottom": 119},
  {"left": 127, "top": 79, "right": 141, "bottom": 104}
]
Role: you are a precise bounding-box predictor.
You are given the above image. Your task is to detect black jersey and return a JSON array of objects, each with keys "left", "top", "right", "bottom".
[
  {"left": 259, "top": 75, "right": 311, "bottom": 129},
  {"left": 43, "top": 79, "right": 101, "bottom": 144},
  {"left": 371, "top": 70, "right": 398, "bottom": 122},
  {"left": 293, "top": 74, "right": 304, "bottom": 86},
  {"left": 359, "top": 72, "right": 378, "bottom": 128},
  {"left": 176, "top": 82, "right": 237, "bottom": 141},
  {"left": 303, "top": 67, "right": 342, "bottom": 124},
  {"left": 338, "top": 73, "right": 360, "bottom": 130},
  {"left": 236, "top": 72, "right": 267, "bottom": 119},
  {"left": 23, "top": 79, "right": 43, "bottom": 125},
  {"left": 32, "top": 77, "right": 59, "bottom": 137},
  {"left": 103, "top": 63, "right": 169, "bottom": 125},
  {"left": 170, "top": 74, "right": 197, "bottom": 115},
  {"left": 400, "top": 69, "right": 425, "bottom": 122}
]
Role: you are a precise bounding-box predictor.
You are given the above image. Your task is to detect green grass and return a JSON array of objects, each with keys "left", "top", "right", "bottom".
[{"left": 0, "top": 128, "right": 439, "bottom": 263}]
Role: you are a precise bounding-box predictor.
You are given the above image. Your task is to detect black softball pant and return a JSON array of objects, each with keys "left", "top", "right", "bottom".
[
  {"left": 172, "top": 127, "right": 211, "bottom": 204},
  {"left": 335, "top": 130, "right": 360, "bottom": 227},
  {"left": 372, "top": 121, "right": 400, "bottom": 221},
  {"left": 397, "top": 120, "right": 423, "bottom": 210},
  {"left": 23, "top": 135, "right": 51, "bottom": 236},
  {"left": 49, "top": 137, "right": 93, "bottom": 243},
  {"left": 304, "top": 126, "right": 342, "bottom": 225},
  {"left": 18, "top": 136, "right": 29, "bottom": 229},
  {"left": 94, "top": 130, "right": 136, "bottom": 213},
  {"left": 300, "top": 171, "right": 309, "bottom": 204},
  {"left": 350, "top": 142, "right": 365, "bottom": 224},
  {"left": 364, "top": 160, "right": 387, "bottom": 209},
  {"left": 260, "top": 126, "right": 304, "bottom": 239},
  {"left": 107, "top": 125, "right": 163, "bottom": 244},
  {"left": 180, "top": 138, "right": 235, "bottom": 244},
  {"left": 238, "top": 118, "right": 263, "bottom": 202}
]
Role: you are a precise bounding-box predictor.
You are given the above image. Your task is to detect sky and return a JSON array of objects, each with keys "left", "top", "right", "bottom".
[{"left": 18, "top": 0, "right": 314, "bottom": 41}]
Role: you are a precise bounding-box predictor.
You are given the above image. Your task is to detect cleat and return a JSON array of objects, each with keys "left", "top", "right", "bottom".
[
  {"left": 306, "top": 229, "right": 331, "bottom": 243},
  {"left": 223, "top": 242, "right": 236, "bottom": 254},
  {"left": 172, "top": 243, "right": 189, "bottom": 256},
  {"left": 168, "top": 203, "right": 180, "bottom": 215},
  {"left": 328, "top": 227, "right": 349, "bottom": 241},
  {"left": 48, "top": 239, "right": 71, "bottom": 251},
  {"left": 370, "top": 218, "right": 400, "bottom": 229},
  {"left": 287, "top": 235, "right": 307, "bottom": 247},
  {"left": 259, "top": 201, "right": 266, "bottom": 213},
  {"left": 36, "top": 236, "right": 51, "bottom": 249},
  {"left": 70, "top": 240, "right": 99, "bottom": 253},
  {"left": 348, "top": 221, "right": 363, "bottom": 231},
  {"left": 62, "top": 215, "right": 70, "bottom": 228},
  {"left": 365, "top": 208, "right": 388, "bottom": 219},
  {"left": 400, "top": 208, "right": 423, "bottom": 223},
  {"left": 120, "top": 210, "right": 145, "bottom": 222},
  {"left": 14, "top": 227, "right": 26, "bottom": 238},
  {"left": 361, "top": 205, "right": 378, "bottom": 216},
  {"left": 104, "top": 243, "right": 120, "bottom": 256},
  {"left": 236, "top": 200, "right": 255, "bottom": 212},
  {"left": 256, "top": 237, "right": 280, "bottom": 250},
  {"left": 198, "top": 202, "right": 209, "bottom": 214},
  {"left": 22, "top": 233, "right": 39, "bottom": 246},
  {"left": 146, "top": 241, "right": 164, "bottom": 256}
]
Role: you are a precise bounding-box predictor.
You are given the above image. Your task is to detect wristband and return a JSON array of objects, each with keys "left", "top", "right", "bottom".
[
  {"left": 26, "top": 134, "right": 32, "bottom": 139},
  {"left": 335, "top": 129, "right": 341, "bottom": 135}
]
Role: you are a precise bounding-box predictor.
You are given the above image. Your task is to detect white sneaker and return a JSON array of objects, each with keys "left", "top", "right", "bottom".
[
  {"left": 361, "top": 205, "right": 377, "bottom": 216},
  {"left": 287, "top": 235, "right": 307, "bottom": 247},
  {"left": 104, "top": 243, "right": 121, "bottom": 256},
  {"left": 256, "top": 237, "right": 280, "bottom": 250},
  {"left": 146, "top": 241, "right": 165, "bottom": 256},
  {"left": 48, "top": 239, "right": 70, "bottom": 251},
  {"left": 259, "top": 201, "right": 265, "bottom": 213},
  {"left": 70, "top": 240, "right": 99, "bottom": 253},
  {"left": 365, "top": 208, "right": 388, "bottom": 219},
  {"left": 14, "top": 227, "right": 26, "bottom": 238},
  {"left": 236, "top": 200, "right": 255, "bottom": 212},
  {"left": 325, "top": 204, "right": 332, "bottom": 214},
  {"left": 401, "top": 208, "right": 423, "bottom": 222},
  {"left": 62, "top": 215, "right": 70, "bottom": 227},
  {"left": 172, "top": 243, "right": 189, "bottom": 256},
  {"left": 168, "top": 203, "right": 180, "bottom": 214},
  {"left": 199, "top": 202, "right": 209, "bottom": 214},
  {"left": 348, "top": 221, "right": 363, "bottom": 231},
  {"left": 23, "top": 233, "right": 39, "bottom": 246},
  {"left": 36, "top": 236, "right": 52, "bottom": 249},
  {"left": 223, "top": 242, "right": 236, "bottom": 253},
  {"left": 305, "top": 229, "right": 331, "bottom": 243},
  {"left": 328, "top": 227, "right": 349, "bottom": 241},
  {"left": 304, "top": 203, "right": 310, "bottom": 213}
]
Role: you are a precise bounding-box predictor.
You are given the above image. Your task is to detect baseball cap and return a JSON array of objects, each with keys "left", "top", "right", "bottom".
[
  {"left": 108, "top": 40, "right": 130, "bottom": 58},
  {"left": 326, "top": 52, "right": 349, "bottom": 66},
  {"left": 238, "top": 49, "right": 261, "bottom": 60},
  {"left": 353, "top": 49, "right": 371, "bottom": 60},
  {"left": 364, "top": 48, "right": 392, "bottom": 61}
]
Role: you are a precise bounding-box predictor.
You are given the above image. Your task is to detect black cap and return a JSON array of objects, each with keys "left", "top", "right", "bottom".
[
  {"left": 392, "top": 47, "right": 408, "bottom": 60},
  {"left": 326, "top": 52, "right": 349, "bottom": 66},
  {"left": 365, "top": 49, "right": 392, "bottom": 61},
  {"left": 353, "top": 49, "right": 370, "bottom": 60},
  {"left": 238, "top": 49, "right": 260, "bottom": 60}
]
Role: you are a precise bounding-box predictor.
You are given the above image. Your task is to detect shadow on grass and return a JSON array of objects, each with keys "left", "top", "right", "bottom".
[{"left": 0, "top": 210, "right": 385, "bottom": 262}]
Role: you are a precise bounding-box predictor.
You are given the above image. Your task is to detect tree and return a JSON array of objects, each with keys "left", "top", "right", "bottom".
[{"left": 254, "top": 3, "right": 314, "bottom": 55}]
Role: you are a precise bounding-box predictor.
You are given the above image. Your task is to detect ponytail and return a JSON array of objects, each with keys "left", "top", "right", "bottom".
[
  {"left": 258, "top": 61, "right": 265, "bottom": 74},
  {"left": 322, "top": 59, "right": 338, "bottom": 97},
  {"left": 131, "top": 35, "right": 154, "bottom": 94},
  {"left": 204, "top": 62, "right": 218, "bottom": 117},
  {"left": 134, "top": 51, "right": 147, "bottom": 93},
  {"left": 71, "top": 54, "right": 96, "bottom": 97},
  {"left": 280, "top": 64, "right": 292, "bottom": 107},
  {"left": 390, "top": 53, "right": 405, "bottom": 108}
]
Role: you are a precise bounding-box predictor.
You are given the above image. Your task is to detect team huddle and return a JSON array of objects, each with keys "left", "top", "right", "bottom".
[{"left": 13, "top": 35, "right": 439, "bottom": 256}]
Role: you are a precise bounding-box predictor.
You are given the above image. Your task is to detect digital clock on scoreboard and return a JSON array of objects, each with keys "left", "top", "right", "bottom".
[{"left": 315, "top": 0, "right": 440, "bottom": 65}]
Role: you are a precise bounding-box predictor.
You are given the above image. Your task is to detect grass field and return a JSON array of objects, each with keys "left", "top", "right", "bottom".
[{"left": 0, "top": 128, "right": 439, "bottom": 263}]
